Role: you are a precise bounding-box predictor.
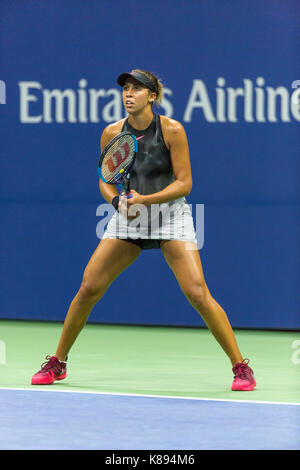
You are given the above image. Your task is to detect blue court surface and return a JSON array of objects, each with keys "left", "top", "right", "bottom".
[{"left": 0, "top": 389, "right": 299, "bottom": 450}]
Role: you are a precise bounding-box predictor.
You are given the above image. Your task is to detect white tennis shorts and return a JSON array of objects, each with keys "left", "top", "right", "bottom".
[{"left": 102, "top": 197, "right": 197, "bottom": 243}]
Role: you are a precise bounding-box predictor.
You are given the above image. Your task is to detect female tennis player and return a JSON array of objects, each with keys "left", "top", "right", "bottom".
[{"left": 31, "top": 69, "right": 256, "bottom": 391}]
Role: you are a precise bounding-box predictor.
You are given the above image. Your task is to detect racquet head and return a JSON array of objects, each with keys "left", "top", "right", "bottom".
[{"left": 98, "top": 132, "right": 137, "bottom": 187}]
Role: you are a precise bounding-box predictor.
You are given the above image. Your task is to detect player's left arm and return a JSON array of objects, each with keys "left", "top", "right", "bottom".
[
  {"left": 166, "top": 118, "right": 193, "bottom": 196},
  {"left": 130, "top": 118, "right": 192, "bottom": 206}
]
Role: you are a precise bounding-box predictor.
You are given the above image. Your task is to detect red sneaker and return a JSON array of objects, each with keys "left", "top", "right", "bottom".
[
  {"left": 31, "top": 355, "right": 67, "bottom": 385},
  {"left": 231, "top": 359, "right": 256, "bottom": 391}
]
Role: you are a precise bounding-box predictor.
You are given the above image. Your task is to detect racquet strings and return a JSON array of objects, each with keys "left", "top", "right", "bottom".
[{"left": 101, "top": 134, "right": 136, "bottom": 184}]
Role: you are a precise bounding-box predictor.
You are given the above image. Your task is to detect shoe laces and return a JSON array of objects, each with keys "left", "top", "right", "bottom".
[
  {"left": 40, "top": 355, "right": 62, "bottom": 374},
  {"left": 233, "top": 358, "right": 251, "bottom": 380}
]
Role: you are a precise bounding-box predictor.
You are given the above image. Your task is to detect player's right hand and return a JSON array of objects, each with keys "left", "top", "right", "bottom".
[{"left": 119, "top": 194, "right": 140, "bottom": 220}]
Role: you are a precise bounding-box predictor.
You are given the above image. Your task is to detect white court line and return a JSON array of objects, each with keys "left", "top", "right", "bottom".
[{"left": 0, "top": 387, "right": 299, "bottom": 406}]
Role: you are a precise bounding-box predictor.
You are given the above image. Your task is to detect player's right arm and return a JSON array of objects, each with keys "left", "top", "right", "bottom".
[{"left": 98, "top": 120, "right": 125, "bottom": 204}]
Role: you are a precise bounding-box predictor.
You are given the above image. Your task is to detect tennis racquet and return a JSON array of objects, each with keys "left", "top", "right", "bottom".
[{"left": 98, "top": 132, "right": 138, "bottom": 197}]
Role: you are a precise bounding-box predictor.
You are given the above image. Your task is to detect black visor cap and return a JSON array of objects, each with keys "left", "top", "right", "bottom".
[{"left": 117, "top": 72, "right": 157, "bottom": 93}]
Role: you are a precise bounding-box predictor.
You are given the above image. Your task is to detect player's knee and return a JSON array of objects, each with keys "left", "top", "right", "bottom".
[
  {"left": 77, "top": 278, "right": 106, "bottom": 305},
  {"left": 185, "top": 282, "right": 210, "bottom": 310}
]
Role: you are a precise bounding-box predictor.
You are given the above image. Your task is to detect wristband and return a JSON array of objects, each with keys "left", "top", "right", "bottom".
[{"left": 111, "top": 195, "right": 120, "bottom": 211}]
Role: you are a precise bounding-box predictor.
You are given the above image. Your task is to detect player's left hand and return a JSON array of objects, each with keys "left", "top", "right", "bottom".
[{"left": 126, "top": 189, "right": 145, "bottom": 206}]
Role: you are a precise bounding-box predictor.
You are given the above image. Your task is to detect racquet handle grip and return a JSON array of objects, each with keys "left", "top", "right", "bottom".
[{"left": 120, "top": 190, "right": 133, "bottom": 199}]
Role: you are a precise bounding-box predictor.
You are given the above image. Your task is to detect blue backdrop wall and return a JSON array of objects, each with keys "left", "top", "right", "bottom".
[{"left": 1, "top": 0, "right": 299, "bottom": 329}]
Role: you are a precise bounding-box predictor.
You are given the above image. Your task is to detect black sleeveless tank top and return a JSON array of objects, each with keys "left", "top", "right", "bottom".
[{"left": 121, "top": 113, "right": 174, "bottom": 195}]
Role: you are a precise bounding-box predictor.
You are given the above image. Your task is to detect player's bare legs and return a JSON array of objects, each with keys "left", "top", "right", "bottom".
[
  {"left": 161, "top": 240, "right": 243, "bottom": 366},
  {"left": 55, "top": 239, "right": 141, "bottom": 360}
]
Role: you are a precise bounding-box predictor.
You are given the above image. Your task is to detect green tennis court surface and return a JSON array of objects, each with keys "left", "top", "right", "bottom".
[{"left": 0, "top": 320, "right": 299, "bottom": 404}]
